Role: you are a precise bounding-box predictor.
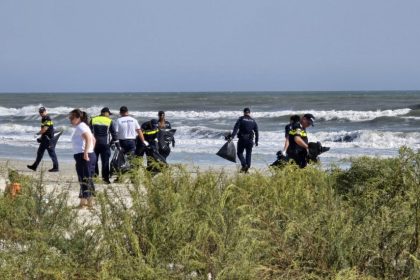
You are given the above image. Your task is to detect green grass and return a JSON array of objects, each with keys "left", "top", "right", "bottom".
[{"left": 0, "top": 147, "right": 420, "bottom": 279}]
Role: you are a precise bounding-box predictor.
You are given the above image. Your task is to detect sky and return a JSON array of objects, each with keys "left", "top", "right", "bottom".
[{"left": 1, "top": 0, "right": 420, "bottom": 92}]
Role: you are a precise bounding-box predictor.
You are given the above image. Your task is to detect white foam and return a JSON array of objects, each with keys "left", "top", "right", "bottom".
[{"left": 0, "top": 105, "right": 411, "bottom": 122}]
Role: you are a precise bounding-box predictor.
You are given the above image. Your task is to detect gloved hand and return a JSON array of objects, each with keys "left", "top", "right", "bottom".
[
  {"left": 281, "top": 150, "right": 287, "bottom": 157},
  {"left": 143, "top": 140, "right": 149, "bottom": 147}
]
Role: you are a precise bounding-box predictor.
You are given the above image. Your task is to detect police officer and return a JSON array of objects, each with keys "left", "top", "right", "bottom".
[
  {"left": 157, "top": 111, "right": 175, "bottom": 159},
  {"left": 90, "top": 107, "right": 118, "bottom": 184},
  {"left": 287, "top": 113, "right": 315, "bottom": 168},
  {"left": 136, "top": 119, "right": 159, "bottom": 157},
  {"left": 283, "top": 115, "right": 300, "bottom": 157},
  {"left": 27, "top": 107, "right": 59, "bottom": 172},
  {"left": 231, "top": 107, "right": 259, "bottom": 173}
]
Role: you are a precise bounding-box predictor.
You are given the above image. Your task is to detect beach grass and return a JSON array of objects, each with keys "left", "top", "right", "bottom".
[{"left": 0, "top": 147, "right": 420, "bottom": 279}]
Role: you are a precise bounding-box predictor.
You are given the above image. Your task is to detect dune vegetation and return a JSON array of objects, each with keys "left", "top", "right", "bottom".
[{"left": 0, "top": 147, "right": 420, "bottom": 279}]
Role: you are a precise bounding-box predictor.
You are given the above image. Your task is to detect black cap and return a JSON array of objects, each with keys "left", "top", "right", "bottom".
[
  {"left": 38, "top": 107, "right": 46, "bottom": 113},
  {"left": 243, "top": 107, "right": 251, "bottom": 114},
  {"left": 119, "top": 106, "right": 128, "bottom": 113},
  {"left": 101, "top": 107, "right": 112, "bottom": 115},
  {"left": 303, "top": 113, "right": 315, "bottom": 126},
  {"left": 151, "top": 119, "right": 159, "bottom": 129},
  {"left": 158, "top": 111, "right": 165, "bottom": 116}
]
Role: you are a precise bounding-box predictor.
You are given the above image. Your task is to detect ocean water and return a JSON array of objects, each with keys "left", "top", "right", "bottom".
[{"left": 1, "top": 91, "right": 419, "bottom": 168}]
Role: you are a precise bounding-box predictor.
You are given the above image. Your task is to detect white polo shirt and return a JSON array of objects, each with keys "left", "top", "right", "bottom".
[{"left": 115, "top": 116, "right": 140, "bottom": 140}]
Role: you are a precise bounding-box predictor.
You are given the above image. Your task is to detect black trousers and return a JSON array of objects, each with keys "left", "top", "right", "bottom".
[
  {"left": 74, "top": 153, "right": 96, "bottom": 198},
  {"left": 33, "top": 138, "right": 59, "bottom": 169},
  {"left": 119, "top": 139, "right": 136, "bottom": 156},
  {"left": 288, "top": 150, "right": 308, "bottom": 168},
  {"left": 237, "top": 139, "right": 253, "bottom": 168},
  {"left": 94, "top": 143, "right": 111, "bottom": 181}
]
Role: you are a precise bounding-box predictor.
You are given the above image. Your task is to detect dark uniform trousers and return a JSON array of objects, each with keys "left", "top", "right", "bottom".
[
  {"left": 288, "top": 149, "right": 308, "bottom": 168},
  {"left": 94, "top": 142, "right": 111, "bottom": 181},
  {"left": 237, "top": 138, "right": 254, "bottom": 168},
  {"left": 34, "top": 137, "right": 59, "bottom": 169},
  {"left": 120, "top": 139, "right": 136, "bottom": 156}
]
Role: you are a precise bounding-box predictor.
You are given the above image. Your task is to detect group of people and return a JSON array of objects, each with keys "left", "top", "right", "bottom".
[
  {"left": 229, "top": 108, "right": 315, "bottom": 172},
  {"left": 27, "top": 106, "right": 174, "bottom": 208},
  {"left": 27, "top": 105, "right": 316, "bottom": 207}
]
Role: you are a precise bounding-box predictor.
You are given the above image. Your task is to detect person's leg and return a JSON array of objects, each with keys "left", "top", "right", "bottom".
[
  {"left": 46, "top": 145, "right": 59, "bottom": 170},
  {"left": 94, "top": 145, "right": 100, "bottom": 177},
  {"left": 32, "top": 141, "right": 47, "bottom": 169},
  {"left": 74, "top": 154, "right": 86, "bottom": 202},
  {"left": 101, "top": 145, "right": 111, "bottom": 182},
  {"left": 236, "top": 139, "right": 246, "bottom": 168},
  {"left": 245, "top": 140, "right": 253, "bottom": 168}
]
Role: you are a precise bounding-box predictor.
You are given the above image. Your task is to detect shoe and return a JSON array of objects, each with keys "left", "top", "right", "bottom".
[
  {"left": 75, "top": 198, "right": 88, "bottom": 209},
  {"left": 103, "top": 179, "right": 111, "bottom": 184},
  {"left": 240, "top": 165, "right": 249, "bottom": 173},
  {"left": 27, "top": 165, "right": 36, "bottom": 171},
  {"left": 48, "top": 168, "right": 59, "bottom": 172}
]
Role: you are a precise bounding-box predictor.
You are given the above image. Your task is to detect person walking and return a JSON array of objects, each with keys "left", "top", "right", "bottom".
[
  {"left": 27, "top": 106, "right": 59, "bottom": 172},
  {"left": 287, "top": 113, "right": 315, "bottom": 168},
  {"left": 90, "top": 107, "right": 118, "bottom": 184},
  {"left": 231, "top": 107, "right": 259, "bottom": 173},
  {"left": 69, "top": 109, "right": 97, "bottom": 208},
  {"left": 115, "top": 106, "right": 147, "bottom": 155}
]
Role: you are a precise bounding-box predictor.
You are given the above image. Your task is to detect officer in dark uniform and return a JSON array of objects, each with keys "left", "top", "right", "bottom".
[
  {"left": 27, "top": 107, "right": 59, "bottom": 172},
  {"left": 287, "top": 113, "right": 315, "bottom": 168},
  {"left": 90, "top": 107, "right": 118, "bottom": 184},
  {"left": 136, "top": 119, "right": 160, "bottom": 157},
  {"left": 283, "top": 115, "right": 301, "bottom": 157},
  {"left": 157, "top": 111, "right": 175, "bottom": 159},
  {"left": 231, "top": 108, "right": 259, "bottom": 173}
]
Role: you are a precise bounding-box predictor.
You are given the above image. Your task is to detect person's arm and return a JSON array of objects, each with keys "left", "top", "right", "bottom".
[
  {"left": 283, "top": 137, "right": 289, "bottom": 152},
  {"left": 82, "top": 132, "right": 93, "bottom": 161},
  {"left": 294, "top": 136, "right": 309, "bottom": 152},
  {"left": 109, "top": 120, "right": 118, "bottom": 142},
  {"left": 231, "top": 118, "right": 241, "bottom": 138},
  {"left": 254, "top": 121, "right": 259, "bottom": 146},
  {"left": 136, "top": 129, "right": 146, "bottom": 144},
  {"left": 37, "top": 126, "right": 48, "bottom": 135}
]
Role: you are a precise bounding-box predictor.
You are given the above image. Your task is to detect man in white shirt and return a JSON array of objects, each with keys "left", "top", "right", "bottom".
[{"left": 115, "top": 106, "right": 147, "bottom": 155}]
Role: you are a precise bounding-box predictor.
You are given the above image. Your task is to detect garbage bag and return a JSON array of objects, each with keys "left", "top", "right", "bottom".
[
  {"left": 308, "top": 142, "right": 330, "bottom": 162},
  {"left": 158, "top": 129, "right": 176, "bottom": 159},
  {"left": 48, "top": 130, "right": 63, "bottom": 148},
  {"left": 110, "top": 146, "right": 131, "bottom": 176},
  {"left": 216, "top": 141, "right": 236, "bottom": 163}
]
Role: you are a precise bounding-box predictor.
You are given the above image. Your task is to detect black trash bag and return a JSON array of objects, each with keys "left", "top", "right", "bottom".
[
  {"left": 270, "top": 150, "right": 288, "bottom": 167},
  {"left": 307, "top": 142, "right": 330, "bottom": 162},
  {"left": 110, "top": 146, "right": 131, "bottom": 176},
  {"left": 48, "top": 129, "right": 63, "bottom": 149},
  {"left": 216, "top": 140, "right": 236, "bottom": 163},
  {"left": 158, "top": 129, "right": 176, "bottom": 159},
  {"left": 145, "top": 144, "right": 168, "bottom": 173}
]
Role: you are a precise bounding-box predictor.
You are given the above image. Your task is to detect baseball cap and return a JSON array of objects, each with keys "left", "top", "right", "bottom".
[
  {"left": 39, "top": 107, "right": 46, "bottom": 113},
  {"left": 243, "top": 107, "right": 251, "bottom": 114},
  {"left": 119, "top": 106, "right": 128, "bottom": 113},
  {"left": 303, "top": 113, "right": 315, "bottom": 126},
  {"left": 101, "top": 107, "right": 113, "bottom": 115}
]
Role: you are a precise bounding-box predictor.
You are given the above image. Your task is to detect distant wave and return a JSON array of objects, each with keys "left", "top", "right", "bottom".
[{"left": 0, "top": 105, "right": 412, "bottom": 122}]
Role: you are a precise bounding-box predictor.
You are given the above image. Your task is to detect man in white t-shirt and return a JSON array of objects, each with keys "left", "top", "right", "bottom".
[{"left": 115, "top": 106, "right": 147, "bottom": 155}]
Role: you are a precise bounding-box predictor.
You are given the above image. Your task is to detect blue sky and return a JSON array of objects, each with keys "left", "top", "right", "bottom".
[{"left": 1, "top": 0, "right": 419, "bottom": 92}]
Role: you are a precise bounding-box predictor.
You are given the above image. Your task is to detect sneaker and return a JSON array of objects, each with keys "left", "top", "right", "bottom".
[
  {"left": 27, "top": 165, "right": 36, "bottom": 171},
  {"left": 103, "top": 179, "right": 111, "bottom": 184},
  {"left": 48, "top": 168, "right": 59, "bottom": 172}
]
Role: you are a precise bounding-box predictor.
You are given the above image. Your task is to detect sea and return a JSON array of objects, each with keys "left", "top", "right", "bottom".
[{"left": 1, "top": 91, "right": 420, "bottom": 169}]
